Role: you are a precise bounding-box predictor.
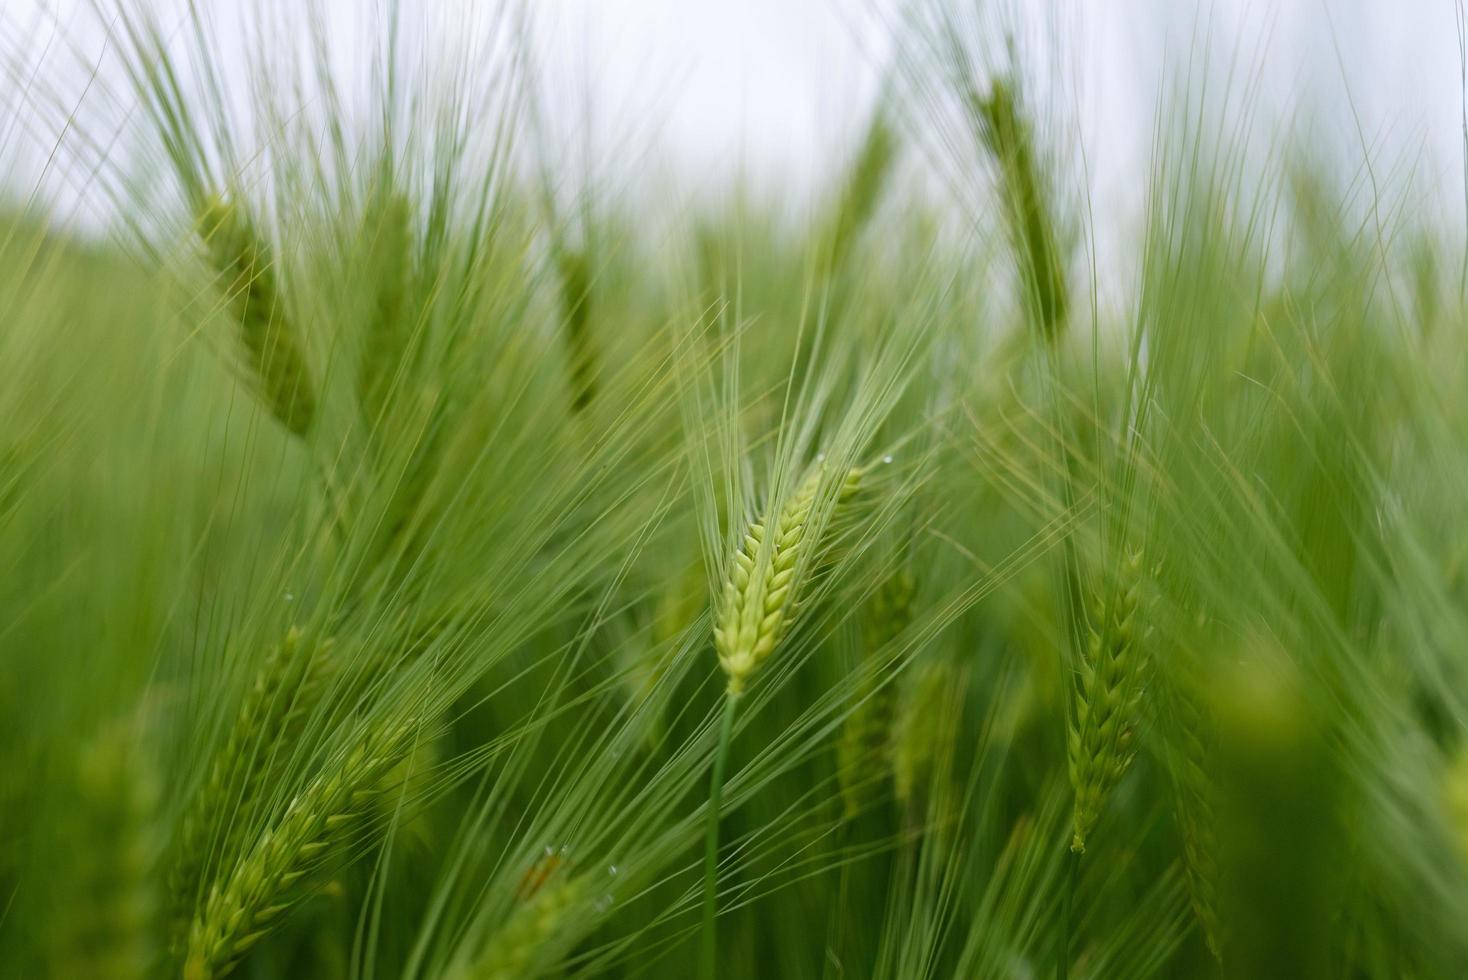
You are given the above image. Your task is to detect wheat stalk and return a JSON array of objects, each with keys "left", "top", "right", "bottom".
[
  {"left": 838, "top": 569, "right": 915, "bottom": 819},
  {"left": 826, "top": 111, "right": 896, "bottom": 273},
  {"left": 357, "top": 188, "right": 416, "bottom": 427},
  {"left": 53, "top": 723, "right": 161, "bottom": 979},
  {"left": 1167, "top": 678, "right": 1223, "bottom": 960},
  {"left": 701, "top": 457, "right": 863, "bottom": 978},
  {"left": 196, "top": 196, "right": 317, "bottom": 436},
  {"left": 455, "top": 873, "right": 587, "bottom": 980},
  {"left": 973, "top": 77, "right": 1067, "bottom": 343},
  {"left": 170, "top": 628, "right": 333, "bottom": 939},
  {"left": 182, "top": 717, "right": 416, "bottom": 980},
  {"left": 555, "top": 243, "right": 598, "bottom": 413},
  {"left": 890, "top": 656, "right": 960, "bottom": 818},
  {"left": 1067, "top": 550, "right": 1148, "bottom": 854},
  {"left": 714, "top": 461, "right": 862, "bottom": 696}
]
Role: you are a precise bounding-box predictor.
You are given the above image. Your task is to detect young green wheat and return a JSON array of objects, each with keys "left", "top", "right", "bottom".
[
  {"left": 714, "top": 462, "right": 862, "bottom": 696},
  {"left": 1067, "top": 550, "right": 1148, "bottom": 853},
  {"left": 196, "top": 196, "right": 317, "bottom": 436},
  {"left": 182, "top": 717, "right": 416, "bottom": 980},
  {"left": 837, "top": 568, "right": 916, "bottom": 819}
]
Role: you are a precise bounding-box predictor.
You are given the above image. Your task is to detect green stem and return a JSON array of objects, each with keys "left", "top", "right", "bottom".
[
  {"left": 1058, "top": 848, "right": 1080, "bottom": 980},
  {"left": 701, "top": 691, "right": 740, "bottom": 980}
]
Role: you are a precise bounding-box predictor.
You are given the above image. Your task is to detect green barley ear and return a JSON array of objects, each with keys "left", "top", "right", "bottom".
[
  {"left": 357, "top": 189, "right": 417, "bottom": 426},
  {"left": 890, "top": 656, "right": 963, "bottom": 821},
  {"left": 973, "top": 76, "right": 1068, "bottom": 343},
  {"left": 700, "top": 458, "right": 858, "bottom": 975},
  {"left": 52, "top": 725, "right": 162, "bottom": 980},
  {"left": 714, "top": 462, "right": 862, "bottom": 696},
  {"left": 837, "top": 569, "right": 915, "bottom": 819},
  {"left": 1160, "top": 658, "right": 1223, "bottom": 959},
  {"left": 615, "top": 558, "right": 704, "bottom": 744},
  {"left": 196, "top": 195, "right": 317, "bottom": 436},
  {"left": 701, "top": 458, "right": 864, "bottom": 974},
  {"left": 654, "top": 558, "right": 707, "bottom": 649},
  {"left": 1067, "top": 549, "right": 1148, "bottom": 853},
  {"left": 1444, "top": 743, "right": 1468, "bottom": 864},
  {"left": 826, "top": 110, "right": 897, "bottom": 272},
  {"left": 182, "top": 717, "right": 416, "bottom": 980},
  {"left": 458, "top": 874, "right": 587, "bottom": 980},
  {"left": 170, "top": 628, "right": 334, "bottom": 938},
  {"left": 555, "top": 243, "right": 598, "bottom": 413}
]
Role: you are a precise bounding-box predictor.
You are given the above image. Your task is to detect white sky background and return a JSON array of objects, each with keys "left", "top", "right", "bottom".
[
  {"left": 522, "top": 1, "right": 1466, "bottom": 190},
  {"left": 4, "top": 0, "right": 1467, "bottom": 272}
]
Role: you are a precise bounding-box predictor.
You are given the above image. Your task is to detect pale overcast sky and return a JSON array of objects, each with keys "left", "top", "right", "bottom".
[{"left": 3, "top": 0, "right": 1465, "bottom": 245}]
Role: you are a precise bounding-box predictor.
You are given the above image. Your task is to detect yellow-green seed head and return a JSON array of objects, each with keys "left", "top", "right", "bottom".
[
  {"left": 714, "top": 462, "right": 860, "bottom": 695},
  {"left": 466, "top": 874, "right": 587, "bottom": 980},
  {"left": 183, "top": 717, "right": 416, "bottom": 979},
  {"left": 890, "top": 658, "right": 960, "bottom": 814}
]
